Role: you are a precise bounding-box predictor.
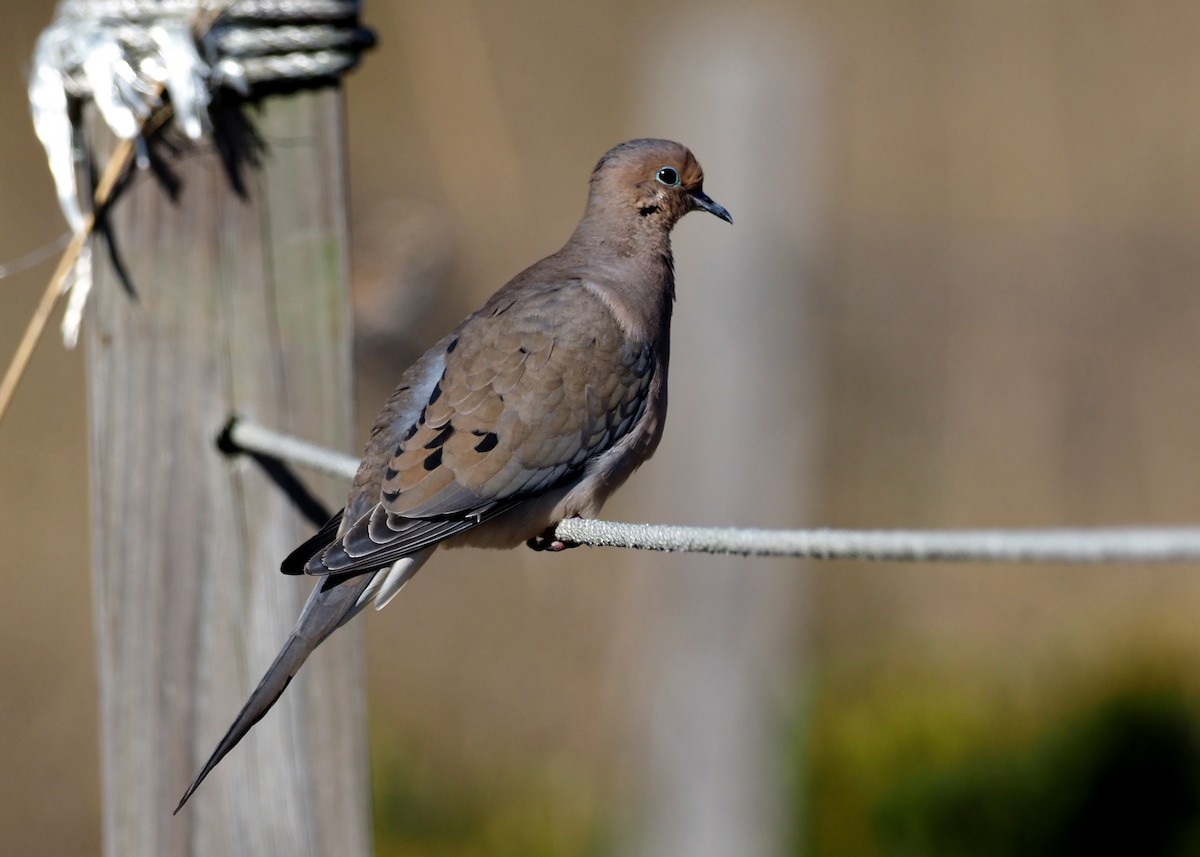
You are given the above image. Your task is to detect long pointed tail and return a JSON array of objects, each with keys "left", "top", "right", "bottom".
[
  {"left": 175, "top": 550, "right": 435, "bottom": 813},
  {"left": 174, "top": 630, "right": 312, "bottom": 813},
  {"left": 174, "top": 570, "right": 371, "bottom": 813}
]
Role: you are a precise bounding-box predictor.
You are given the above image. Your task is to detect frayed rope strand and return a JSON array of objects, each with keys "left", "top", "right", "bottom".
[{"left": 222, "top": 418, "right": 1200, "bottom": 564}]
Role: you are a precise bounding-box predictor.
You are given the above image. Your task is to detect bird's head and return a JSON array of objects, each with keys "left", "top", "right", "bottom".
[{"left": 587, "top": 138, "right": 732, "bottom": 229}]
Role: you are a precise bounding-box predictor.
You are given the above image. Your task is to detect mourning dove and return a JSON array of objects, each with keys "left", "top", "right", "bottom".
[{"left": 176, "top": 138, "right": 731, "bottom": 811}]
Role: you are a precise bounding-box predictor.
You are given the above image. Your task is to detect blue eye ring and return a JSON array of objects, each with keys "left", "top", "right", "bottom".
[{"left": 655, "top": 166, "right": 680, "bottom": 187}]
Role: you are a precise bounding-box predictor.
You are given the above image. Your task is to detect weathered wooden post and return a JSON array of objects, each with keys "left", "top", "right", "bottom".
[{"left": 32, "top": 3, "right": 372, "bottom": 855}]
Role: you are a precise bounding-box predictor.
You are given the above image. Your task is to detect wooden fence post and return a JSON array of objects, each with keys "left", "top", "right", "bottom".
[{"left": 84, "top": 88, "right": 369, "bottom": 854}]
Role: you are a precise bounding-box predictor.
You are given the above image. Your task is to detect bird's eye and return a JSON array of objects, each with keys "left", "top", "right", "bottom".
[{"left": 655, "top": 166, "right": 680, "bottom": 187}]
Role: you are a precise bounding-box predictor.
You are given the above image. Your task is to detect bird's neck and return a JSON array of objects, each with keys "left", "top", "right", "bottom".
[{"left": 566, "top": 214, "right": 676, "bottom": 339}]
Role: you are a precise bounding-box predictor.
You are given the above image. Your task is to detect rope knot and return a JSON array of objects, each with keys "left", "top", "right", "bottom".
[{"left": 28, "top": 0, "right": 374, "bottom": 345}]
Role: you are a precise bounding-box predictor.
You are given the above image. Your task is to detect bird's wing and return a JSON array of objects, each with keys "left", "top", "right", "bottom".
[
  {"left": 279, "top": 510, "right": 344, "bottom": 574},
  {"left": 306, "top": 282, "right": 657, "bottom": 577}
]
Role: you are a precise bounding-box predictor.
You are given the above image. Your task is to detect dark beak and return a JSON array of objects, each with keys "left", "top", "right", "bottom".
[{"left": 688, "top": 188, "right": 733, "bottom": 224}]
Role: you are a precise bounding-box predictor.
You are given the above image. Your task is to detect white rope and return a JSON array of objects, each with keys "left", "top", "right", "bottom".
[
  {"left": 227, "top": 417, "right": 360, "bottom": 481},
  {"left": 224, "top": 419, "right": 1200, "bottom": 564},
  {"left": 552, "top": 518, "right": 1200, "bottom": 563}
]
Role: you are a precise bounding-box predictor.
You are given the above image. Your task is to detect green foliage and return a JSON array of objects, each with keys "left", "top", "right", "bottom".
[{"left": 800, "top": 668, "right": 1200, "bottom": 857}]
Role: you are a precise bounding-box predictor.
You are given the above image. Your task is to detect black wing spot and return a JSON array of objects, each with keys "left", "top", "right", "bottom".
[
  {"left": 402, "top": 422, "right": 419, "bottom": 442},
  {"left": 384, "top": 466, "right": 399, "bottom": 480},
  {"left": 518, "top": 346, "right": 529, "bottom": 355},
  {"left": 446, "top": 337, "right": 459, "bottom": 353},
  {"left": 474, "top": 432, "right": 499, "bottom": 453},
  {"left": 383, "top": 488, "right": 401, "bottom": 502},
  {"left": 423, "top": 447, "right": 443, "bottom": 471},
  {"left": 429, "top": 383, "right": 442, "bottom": 405},
  {"left": 424, "top": 424, "right": 455, "bottom": 449}
]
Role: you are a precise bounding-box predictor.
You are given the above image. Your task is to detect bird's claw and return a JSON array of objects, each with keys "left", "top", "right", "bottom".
[{"left": 526, "top": 525, "right": 579, "bottom": 552}]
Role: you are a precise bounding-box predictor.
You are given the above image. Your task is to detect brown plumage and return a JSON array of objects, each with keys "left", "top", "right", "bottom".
[{"left": 176, "top": 138, "right": 731, "bottom": 811}]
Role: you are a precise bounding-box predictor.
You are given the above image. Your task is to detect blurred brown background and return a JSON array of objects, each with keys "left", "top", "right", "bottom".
[{"left": 5, "top": 2, "right": 1200, "bottom": 855}]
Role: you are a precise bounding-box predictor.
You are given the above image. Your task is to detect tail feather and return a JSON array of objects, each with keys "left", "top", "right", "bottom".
[
  {"left": 371, "top": 550, "right": 435, "bottom": 612},
  {"left": 174, "top": 632, "right": 310, "bottom": 813},
  {"left": 175, "top": 547, "right": 438, "bottom": 813},
  {"left": 175, "top": 571, "right": 375, "bottom": 813}
]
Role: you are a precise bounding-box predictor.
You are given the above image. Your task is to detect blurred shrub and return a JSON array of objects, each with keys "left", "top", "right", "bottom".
[
  {"left": 372, "top": 737, "right": 609, "bottom": 857},
  {"left": 800, "top": 668, "right": 1200, "bottom": 856}
]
